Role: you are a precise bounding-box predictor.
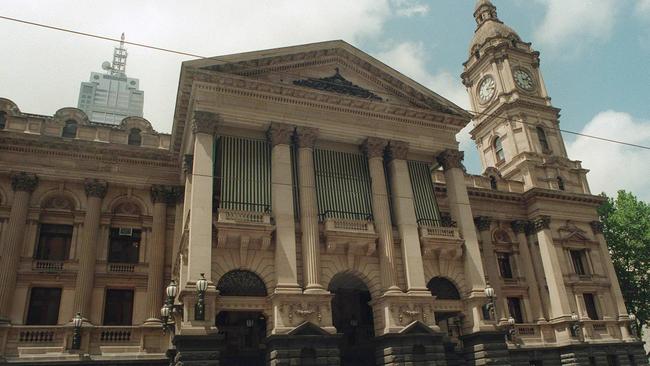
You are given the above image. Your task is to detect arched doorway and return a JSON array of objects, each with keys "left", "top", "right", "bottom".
[
  {"left": 216, "top": 270, "right": 268, "bottom": 366},
  {"left": 427, "top": 277, "right": 463, "bottom": 341},
  {"left": 329, "top": 272, "right": 375, "bottom": 366}
]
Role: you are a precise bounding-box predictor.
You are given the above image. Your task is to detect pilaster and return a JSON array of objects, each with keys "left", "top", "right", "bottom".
[
  {"left": 511, "top": 220, "right": 545, "bottom": 322},
  {"left": 475, "top": 216, "right": 506, "bottom": 322}
]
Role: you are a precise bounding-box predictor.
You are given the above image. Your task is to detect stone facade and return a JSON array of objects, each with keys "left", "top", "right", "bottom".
[{"left": 0, "top": 1, "right": 645, "bottom": 365}]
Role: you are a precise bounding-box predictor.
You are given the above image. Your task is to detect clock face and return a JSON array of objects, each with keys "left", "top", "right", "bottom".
[
  {"left": 514, "top": 69, "right": 534, "bottom": 90},
  {"left": 478, "top": 76, "right": 496, "bottom": 103}
]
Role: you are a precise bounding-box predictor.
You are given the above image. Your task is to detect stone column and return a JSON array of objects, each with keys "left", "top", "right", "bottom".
[
  {"left": 436, "top": 150, "right": 487, "bottom": 332},
  {"left": 386, "top": 141, "right": 427, "bottom": 293},
  {"left": 0, "top": 172, "right": 38, "bottom": 322},
  {"left": 511, "top": 220, "right": 545, "bottom": 322},
  {"left": 144, "top": 185, "right": 177, "bottom": 324},
  {"left": 295, "top": 127, "right": 325, "bottom": 293},
  {"left": 72, "top": 179, "right": 108, "bottom": 320},
  {"left": 533, "top": 216, "right": 571, "bottom": 320},
  {"left": 475, "top": 216, "right": 506, "bottom": 321},
  {"left": 591, "top": 221, "right": 632, "bottom": 337},
  {"left": 363, "top": 137, "right": 400, "bottom": 294},
  {"left": 268, "top": 122, "right": 300, "bottom": 294}
]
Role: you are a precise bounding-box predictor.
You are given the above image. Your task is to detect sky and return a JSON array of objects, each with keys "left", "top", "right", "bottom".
[{"left": 0, "top": 0, "right": 648, "bottom": 201}]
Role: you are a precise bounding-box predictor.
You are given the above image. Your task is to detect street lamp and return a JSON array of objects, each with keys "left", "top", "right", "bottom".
[
  {"left": 71, "top": 312, "right": 83, "bottom": 350},
  {"left": 195, "top": 273, "right": 208, "bottom": 321},
  {"left": 161, "top": 279, "right": 180, "bottom": 334},
  {"left": 505, "top": 316, "right": 516, "bottom": 341},
  {"left": 570, "top": 312, "right": 582, "bottom": 340},
  {"left": 484, "top": 283, "right": 496, "bottom": 320},
  {"left": 629, "top": 313, "right": 638, "bottom": 338}
]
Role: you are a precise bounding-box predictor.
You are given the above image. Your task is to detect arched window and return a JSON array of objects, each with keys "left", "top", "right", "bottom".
[
  {"left": 427, "top": 277, "right": 461, "bottom": 300},
  {"left": 62, "top": 120, "right": 77, "bottom": 138},
  {"left": 0, "top": 111, "right": 6, "bottom": 129},
  {"left": 493, "top": 136, "right": 505, "bottom": 162},
  {"left": 536, "top": 126, "right": 550, "bottom": 152},
  {"left": 557, "top": 176, "right": 565, "bottom": 191},
  {"left": 127, "top": 128, "right": 141, "bottom": 146},
  {"left": 216, "top": 270, "right": 267, "bottom": 297}
]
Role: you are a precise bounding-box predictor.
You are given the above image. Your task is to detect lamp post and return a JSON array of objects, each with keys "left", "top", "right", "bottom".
[
  {"left": 629, "top": 313, "right": 638, "bottom": 338},
  {"left": 505, "top": 316, "right": 516, "bottom": 341},
  {"left": 71, "top": 312, "right": 83, "bottom": 350},
  {"left": 570, "top": 312, "right": 582, "bottom": 341},
  {"left": 161, "top": 279, "right": 180, "bottom": 334},
  {"left": 484, "top": 283, "right": 496, "bottom": 320},
  {"left": 195, "top": 273, "right": 208, "bottom": 321}
]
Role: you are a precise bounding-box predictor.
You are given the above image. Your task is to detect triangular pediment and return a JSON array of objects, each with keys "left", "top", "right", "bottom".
[
  {"left": 287, "top": 321, "right": 330, "bottom": 336},
  {"left": 184, "top": 40, "right": 468, "bottom": 117},
  {"left": 399, "top": 321, "right": 436, "bottom": 335}
]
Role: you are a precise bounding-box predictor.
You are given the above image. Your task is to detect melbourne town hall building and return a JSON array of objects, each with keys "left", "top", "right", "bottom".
[{"left": 0, "top": 1, "right": 645, "bottom": 365}]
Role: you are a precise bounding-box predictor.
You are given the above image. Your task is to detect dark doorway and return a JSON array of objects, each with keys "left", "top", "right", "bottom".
[
  {"left": 216, "top": 311, "right": 266, "bottom": 366},
  {"left": 329, "top": 273, "right": 375, "bottom": 366}
]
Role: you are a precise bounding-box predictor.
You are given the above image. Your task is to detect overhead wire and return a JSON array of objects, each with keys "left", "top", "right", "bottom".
[{"left": 1, "top": 14, "right": 648, "bottom": 151}]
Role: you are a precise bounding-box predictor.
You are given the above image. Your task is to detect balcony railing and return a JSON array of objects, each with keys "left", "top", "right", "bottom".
[
  {"left": 217, "top": 208, "right": 272, "bottom": 225},
  {"left": 107, "top": 263, "right": 136, "bottom": 273},
  {"left": 32, "top": 260, "right": 65, "bottom": 272}
]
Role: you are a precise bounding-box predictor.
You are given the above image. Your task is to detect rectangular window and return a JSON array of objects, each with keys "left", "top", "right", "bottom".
[
  {"left": 583, "top": 293, "right": 599, "bottom": 320},
  {"left": 108, "top": 228, "right": 141, "bottom": 263},
  {"left": 103, "top": 289, "right": 134, "bottom": 325},
  {"left": 26, "top": 287, "right": 62, "bottom": 325},
  {"left": 570, "top": 250, "right": 588, "bottom": 276},
  {"left": 35, "top": 224, "right": 73, "bottom": 261},
  {"left": 407, "top": 160, "right": 442, "bottom": 226},
  {"left": 314, "top": 149, "right": 372, "bottom": 221},
  {"left": 214, "top": 136, "right": 271, "bottom": 212},
  {"left": 497, "top": 253, "right": 513, "bottom": 279},
  {"left": 507, "top": 297, "right": 524, "bottom": 323}
]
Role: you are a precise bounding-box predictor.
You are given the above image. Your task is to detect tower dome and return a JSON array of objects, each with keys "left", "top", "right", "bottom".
[{"left": 469, "top": 0, "right": 520, "bottom": 55}]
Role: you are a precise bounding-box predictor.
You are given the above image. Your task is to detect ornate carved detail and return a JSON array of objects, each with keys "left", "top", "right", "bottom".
[
  {"left": 84, "top": 179, "right": 107, "bottom": 198},
  {"left": 474, "top": 216, "right": 492, "bottom": 232},
  {"left": 267, "top": 122, "right": 294, "bottom": 146},
  {"left": 216, "top": 270, "right": 267, "bottom": 297},
  {"left": 295, "top": 126, "right": 319, "bottom": 148},
  {"left": 279, "top": 302, "right": 327, "bottom": 325},
  {"left": 492, "top": 228, "right": 512, "bottom": 243},
  {"left": 510, "top": 220, "right": 529, "bottom": 235},
  {"left": 533, "top": 216, "right": 551, "bottom": 232},
  {"left": 183, "top": 154, "right": 194, "bottom": 174},
  {"left": 362, "top": 137, "right": 387, "bottom": 158},
  {"left": 192, "top": 111, "right": 219, "bottom": 135},
  {"left": 386, "top": 140, "right": 408, "bottom": 161},
  {"left": 151, "top": 185, "right": 182, "bottom": 204},
  {"left": 293, "top": 68, "right": 382, "bottom": 101},
  {"left": 436, "top": 149, "right": 465, "bottom": 171},
  {"left": 113, "top": 201, "right": 141, "bottom": 216},
  {"left": 11, "top": 172, "right": 38, "bottom": 192},
  {"left": 42, "top": 195, "right": 73, "bottom": 210},
  {"left": 590, "top": 221, "right": 604, "bottom": 235}
]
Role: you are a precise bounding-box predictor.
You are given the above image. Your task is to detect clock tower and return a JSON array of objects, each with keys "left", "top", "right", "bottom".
[{"left": 462, "top": 0, "right": 591, "bottom": 193}]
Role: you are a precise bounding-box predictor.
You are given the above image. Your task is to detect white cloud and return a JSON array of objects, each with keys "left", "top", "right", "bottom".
[
  {"left": 533, "top": 0, "right": 618, "bottom": 54},
  {"left": 566, "top": 111, "right": 650, "bottom": 202},
  {"left": 638, "top": 0, "right": 650, "bottom": 16},
  {"left": 390, "top": 0, "right": 429, "bottom": 17}
]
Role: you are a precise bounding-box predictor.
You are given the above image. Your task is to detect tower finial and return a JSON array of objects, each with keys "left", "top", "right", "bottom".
[
  {"left": 111, "top": 33, "right": 128, "bottom": 76},
  {"left": 474, "top": 0, "right": 500, "bottom": 26}
]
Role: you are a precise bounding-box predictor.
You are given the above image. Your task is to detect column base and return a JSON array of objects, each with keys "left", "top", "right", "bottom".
[
  {"left": 143, "top": 318, "right": 163, "bottom": 326},
  {"left": 303, "top": 284, "right": 329, "bottom": 294}
]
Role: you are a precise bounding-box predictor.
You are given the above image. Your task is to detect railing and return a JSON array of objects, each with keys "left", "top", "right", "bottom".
[
  {"left": 32, "top": 259, "right": 64, "bottom": 272},
  {"left": 318, "top": 210, "right": 373, "bottom": 222},
  {"left": 416, "top": 216, "right": 456, "bottom": 228},
  {"left": 216, "top": 201, "right": 271, "bottom": 213},
  {"left": 422, "top": 226, "right": 460, "bottom": 238},
  {"left": 100, "top": 329, "right": 132, "bottom": 342},
  {"left": 18, "top": 330, "right": 56, "bottom": 343},
  {"left": 217, "top": 208, "right": 272, "bottom": 224},
  {"left": 324, "top": 217, "right": 375, "bottom": 233},
  {"left": 107, "top": 263, "right": 136, "bottom": 273}
]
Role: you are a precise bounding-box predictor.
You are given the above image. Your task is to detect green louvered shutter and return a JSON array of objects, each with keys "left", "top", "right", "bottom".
[
  {"left": 314, "top": 149, "right": 373, "bottom": 221},
  {"left": 215, "top": 136, "right": 271, "bottom": 212},
  {"left": 407, "top": 160, "right": 442, "bottom": 226}
]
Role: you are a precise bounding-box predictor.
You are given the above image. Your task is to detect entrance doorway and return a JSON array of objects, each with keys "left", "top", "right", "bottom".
[
  {"left": 329, "top": 272, "right": 376, "bottom": 366},
  {"left": 216, "top": 311, "right": 267, "bottom": 366}
]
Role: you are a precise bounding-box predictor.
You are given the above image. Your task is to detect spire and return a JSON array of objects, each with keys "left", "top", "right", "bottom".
[
  {"left": 110, "top": 32, "right": 128, "bottom": 76},
  {"left": 473, "top": 0, "right": 501, "bottom": 27}
]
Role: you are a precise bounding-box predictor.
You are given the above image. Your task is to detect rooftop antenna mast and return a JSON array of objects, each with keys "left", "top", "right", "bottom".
[{"left": 110, "top": 32, "right": 127, "bottom": 76}]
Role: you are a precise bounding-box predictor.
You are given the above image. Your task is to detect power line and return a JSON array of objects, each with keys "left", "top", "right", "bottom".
[{"left": 1, "top": 14, "right": 649, "bottom": 151}]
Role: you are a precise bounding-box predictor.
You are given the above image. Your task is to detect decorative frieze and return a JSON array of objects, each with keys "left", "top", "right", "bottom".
[
  {"left": 533, "top": 216, "right": 551, "bottom": 232},
  {"left": 192, "top": 111, "right": 219, "bottom": 135},
  {"left": 386, "top": 140, "right": 408, "bottom": 161},
  {"left": 362, "top": 137, "right": 388, "bottom": 158},
  {"left": 474, "top": 216, "right": 492, "bottom": 232},
  {"left": 267, "top": 122, "right": 294, "bottom": 146},
  {"left": 83, "top": 179, "right": 108, "bottom": 198},
  {"left": 10, "top": 172, "right": 38, "bottom": 192},
  {"left": 590, "top": 221, "right": 604, "bottom": 234},
  {"left": 436, "top": 149, "right": 465, "bottom": 171},
  {"left": 294, "top": 126, "right": 319, "bottom": 148}
]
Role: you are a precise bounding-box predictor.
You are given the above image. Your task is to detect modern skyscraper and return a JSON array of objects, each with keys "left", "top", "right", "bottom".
[{"left": 77, "top": 33, "right": 144, "bottom": 124}]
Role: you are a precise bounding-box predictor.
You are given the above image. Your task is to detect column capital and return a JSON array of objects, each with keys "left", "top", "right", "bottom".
[
  {"left": 84, "top": 179, "right": 108, "bottom": 199},
  {"left": 267, "top": 122, "right": 294, "bottom": 146},
  {"left": 386, "top": 140, "right": 408, "bottom": 162},
  {"left": 590, "top": 220, "right": 604, "bottom": 234},
  {"left": 436, "top": 149, "right": 465, "bottom": 170},
  {"left": 10, "top": 172, "right": 38, "bottom": 192},
  {"left": 151, "top": 185, "right": 183, "bottom": 204},
  {"left": 533, "top": 216, "right": 551, "bottom": 232},
  {"left": 362, "top": 137, "right": 388, "bottom": 158},
  {"left": 183, "top": 154, "right": 194, "bottom": 174},
  {"left": 192, "top": 111, "right": 219, "bottom": 135},
  {"left": 474, "top": 216, "right": 492, "bottom": 232},
  {"left": 295, "top": 126, "right": 319, "bottom": 148},
  {"left": 510, "top": 220, "right": 530, "bottom": 234}
]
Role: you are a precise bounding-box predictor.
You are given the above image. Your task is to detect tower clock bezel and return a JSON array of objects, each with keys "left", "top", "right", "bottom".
[
  {"left": 477, "top": 75, "right": 497, "bottom": 105},
  {"left": 512, "top": 67, "right": 536, "bottom": 92}
]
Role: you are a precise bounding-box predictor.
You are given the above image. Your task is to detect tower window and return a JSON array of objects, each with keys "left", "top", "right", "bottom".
[
  {"left": 497, "top": 253, "right": 513, "bottom": 279},
  {"left": 507, "top": 297, "right": 524, "bottom": 323},
  {"left": 127, "top": 128, "right": 141, "bottom": 146},
  {"left": 62, "top": 120, "right": 77, "bottom": 138},
  {"left": 103, "top": 289, "right": 134, "bottom": 325},
  {"left": 557, "top": 176, "right": 565, "bottom": 191},
  {"left": 108, "top": 228, "right": 141, "bottom": 263},
  {"left": 570, "top": 249, "right": 588, "bottom": 276},
  {"left": 536, "top": 126, "right": 550, "bottom": 152},
  {"left": 35, "top": 224, "right": 73, "bottom": 261},
  {"left": 26, "top": 287, "right": 62, "bottom": 325},
  {"left": 0, "top": 111, "right": 6, "bottom": 129},
  {"left": 583, "top": 293, "right": 600, "bottom": 320},
  {"left": 493, "top": 136, "right": 505, "bottom": 163}
]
